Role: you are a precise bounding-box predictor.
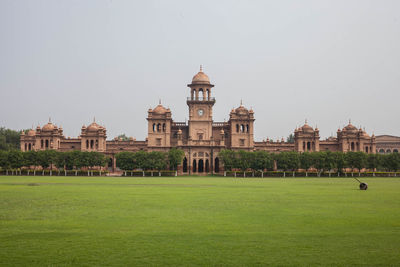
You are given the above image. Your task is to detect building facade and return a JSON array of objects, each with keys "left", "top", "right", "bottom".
[{"left": 21, "top": 68, "right": 385, "bottom": 173}]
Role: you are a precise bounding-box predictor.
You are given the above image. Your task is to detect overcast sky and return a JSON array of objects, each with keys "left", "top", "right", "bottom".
[{"left": 1, "top": 0, "right": 399, "bottom": 141}]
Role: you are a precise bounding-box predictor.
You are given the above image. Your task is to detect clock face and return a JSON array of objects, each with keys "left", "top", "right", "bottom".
[{"left": 198, "top": 109, "right": 204, "bottom": 116}]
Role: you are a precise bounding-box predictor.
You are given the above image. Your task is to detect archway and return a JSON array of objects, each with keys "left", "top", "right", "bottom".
[
  {"left": 379, "top": 149, "right": 385, "bottom": 154},
  {"left": 394, "top": 149, "right": 398, "bottom": 153},
  {"left": 351, "top": 142, "right": 355, "bottom": 151},
  {"left": 192, "top": 159, "right": 197, "bottom": 172},
  {"left": 198, "top": 159, "right": 204, "bottom": 173},
  {"left": 307, "top": 142, "right": 311, "bottom": 151},
  {"left": 215, "top": 157, "right": 220, "bottom": 173},
  {"left": 386, "top": 149, "right": 392, "bottom": 153},
  {"left": 183, "top": 157, "right": 188, "bottom": 173},
  {"left": 205, "top": 159, "right": 209, "bottom": 173}
]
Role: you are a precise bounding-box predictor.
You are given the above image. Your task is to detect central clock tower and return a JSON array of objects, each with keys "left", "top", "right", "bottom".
[{"left": 187, "top": 66, "right": 215, "bottom": 141}]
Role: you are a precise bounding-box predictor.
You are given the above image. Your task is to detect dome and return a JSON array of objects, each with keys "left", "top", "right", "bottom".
[
  {"left": 27, "top": 129, "right": 36, "bottom": 136},
  {"left": 343, "top": 123, "right": 357, "bottom": 132},
  {"left": 191, "top": 66, "right": 210, "bottom": 84},
  {"left": 153, "top": 104, "right": 168, "bottom": 114},
  {"left": 87, "top": 122, "right": 100, "bottom": 131},
  {"left": 42, "top": 122, "right": 55, "bottom": 131},
  {"left": 301, "top": 123, "right": 314, "bottom": 133}
]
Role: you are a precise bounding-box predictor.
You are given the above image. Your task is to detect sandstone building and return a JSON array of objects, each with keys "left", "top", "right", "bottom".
[{"left": 21, "top": 67, "right": 384, "bottom": 173}]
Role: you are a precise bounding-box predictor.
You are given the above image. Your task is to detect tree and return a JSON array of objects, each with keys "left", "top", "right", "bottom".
[
  {"left": 286, "top": 134, "right": 295, "bottom": 143},
  {"left": 116, "top": 152, "right": 136, "bottom": 171},
  {"left": 147, "top": 151, "right": 167, "bottom": 170},
  {"left": 0, "top": 127, "right": 22, "bottom": 151},
  {"left": 218, "top": 150, "right": 237, "bottom": 171},
  {"left": 116, "top": 134, "right": 130, "bottom": 141},
  {"left": 299, "top": 152, "right": 313, "bottom": 175},
  {"left": 251, "top": 151, "right": 273, "bottom": 171},
  {"left": 333, "top": 152, "right": 346, "bottom": 174},
  {"left": 168, "top": 148, "right": 185, "bottom": 170},
  {"left": 275, "top": 152, "right": 299, "bottom": 172},
  {"left": 23, "top": 150, "right": 39, "bottom": 168},
  {"left": 237, "top": 150, "right": 252, "bottom": 171},
  {"left": 7, "top": 150, "right": 23, "bottom": 169},
  {"left": 0, "top": 150, "right": 8, "bottom": 169},
  {"left": 382, "top": 153, "right": 400, "bottom": 172},
  {"left": 133, "top": 150, "right": 148, "bottom": 170},
  {"left": 366, "top": 153, "right": 381, "bottom": 171},
  {"left": 345, "top": 152, "right": 366, "bottom": 173}
]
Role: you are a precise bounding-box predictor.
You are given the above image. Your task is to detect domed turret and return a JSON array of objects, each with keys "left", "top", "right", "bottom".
[{"left": 191, "top": 65, "right": 210, "bottom": 84}]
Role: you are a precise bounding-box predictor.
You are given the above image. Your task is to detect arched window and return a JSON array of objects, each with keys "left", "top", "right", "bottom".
[
  {"left": 240, "top": 124, "right": 244, "bottom": 133},
  {"left": 198, "top": 159, "right": 204, "bottom": 173},
  {"left": 236, "top": 124, "right": 239, "bottom": 133},
  {"left": 246, "top": 124, "right": 249, "bottom": 133},
  {"left": 303, "top": 141, "right": 306, "bottom": 150},
  {"left": 28, "top": 143, "right": 31, "bottom": 150},
  {"left": 394, "top": 149, "right": 398, "bottom": 153},
  {"left": 379, "top": 149, "right": 385, "bottom": 154},
  {"left": 90, "top": 140, "right": 94, "bottom": 149},
  {"left": 86, "top": 140, "right": 89, "bottom": 149},
  {"left": 183, "top": 157, "right": 188, "bottom": 172},
  {"left": 307, "top": 142, "right": 311, "bottom": 151},
  {"left": 205, "top": 159, "right": 209, "bottom": 173},
  {"left": 214, "top": 157, "right": 220, "bottom": 173},
  {"left": 45, "top": 139, "right": 49, "bottom": 149},
  {"left": 366, "top": 146, "right": 369, "bottom": 153},
  {"left": 41, "top": 139, "right": 44, "bottom": 148},
  {"left": 96, "top": 139, "right": 98, "bottom": 149},
  {"left": 386, "top": 149, "right": 392, "bottom": 153},
  {"left": 199, "top": 88, "right": 204, "bottom": 100},
  {"left": 351, "top": 142, "right": 355, "bottom": 151},
  {"left": 157, "top": 123, "right": 161, "bottom": 132},
  {"left": 206, "top": 89, "right": 210, "bottom": 99},
  {"left": 193, "top": 159, "right": 197, "bottom": 172},
  {"left": 162, "top": 123, "right": 166, "bottom": 132},
  {"left": 153, "top": 123, "right": 156, "bottom": 132}
]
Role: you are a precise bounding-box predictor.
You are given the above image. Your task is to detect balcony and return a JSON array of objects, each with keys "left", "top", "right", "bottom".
[{"left": 187, "top": 97, "right": 216, "bottom": 102}]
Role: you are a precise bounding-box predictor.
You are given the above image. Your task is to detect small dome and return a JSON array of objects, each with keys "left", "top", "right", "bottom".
[
  {"left": 343, "top": 123, "right": 357, "bottom": 132},
  {"left": 301, "top": 123, "right": 314, "bottom": 133},
  {"left": 87, "top": 122, "right": 100, "bottom": 131},
  {"left": 42, "top": 122, "right": 55, "bottom": 131},
  {"left": 27, "top": 129, "right": 36, "bottom": 136},
  {"left": 153, "top": 104, "right": 168, "bottom": 114},
  {"left": 191, "top": 66, "right": 210, "bottom": 84},
  {"left": 235, "top": 105, "right": 249, "bottom": 115},
  {"left": 220, "top": 129, "right": 225, "bottom": 134}
]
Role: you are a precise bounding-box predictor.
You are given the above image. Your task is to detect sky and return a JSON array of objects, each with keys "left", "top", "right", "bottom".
[{"left": 0, "top": 0, "right": 399, "bottom": 141}]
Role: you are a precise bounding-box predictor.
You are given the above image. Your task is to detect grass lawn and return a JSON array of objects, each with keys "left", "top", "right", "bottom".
[{"left": 0, "top": 176, "right": 399, "bottom": 266}]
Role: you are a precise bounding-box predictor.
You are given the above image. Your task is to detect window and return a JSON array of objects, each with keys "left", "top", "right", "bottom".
[
  {"left": 163, "top": 123, "right": 166, "bottom": 132},
  {"left": 198, "top": 134, "right": 203, "bottom": 140},
  {"left": 246, "top": 124, "right": 249, "bottom": 133},
  {"left": 153, "top": 123, "right": 156, "bottom": 132},
  {"left": 236, "top": 124, "right": 239, "bottom": 133},
  {"left": 157, "top": 123, "right": 161, "bottom": 132},
  {"left": 240, "top": 139, "right": 245, "bottom": 146},
  {"left": 156, "top": 138, "right": 162, "bottom": 146}
]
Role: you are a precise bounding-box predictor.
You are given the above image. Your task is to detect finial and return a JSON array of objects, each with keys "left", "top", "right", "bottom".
[
  {"left": 305, "top": 118, "right": 307, "bottom": 124},
  {"left": 159, "top": 99, "right": 161, "bottom": 105},
  {"left": 93, "top": 116, "right": 96, "bottom": 123},
  {"left": 49, "top": 117, "right": 51, "bottom": 123},
  {"left": 349, "top": 119, "right": 351, "bottom": 124},
  {"left": 240, "top": 99, "right": 243, "bottom": 106},
  {"left": 200, "top": 65, "right": 203, "bottom": 72}
]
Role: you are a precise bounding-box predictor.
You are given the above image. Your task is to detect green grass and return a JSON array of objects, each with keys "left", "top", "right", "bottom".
[{"left": 0, "top": 176, "right": 399, "bottom": 266}]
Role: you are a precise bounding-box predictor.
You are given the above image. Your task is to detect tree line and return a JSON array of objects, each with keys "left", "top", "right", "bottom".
[
  {"left": 115, "top": 148, "right": 185, "bottom": 171},
  {"left": 219, "top": 150, "right": 400, "bottom": 174},
  {"left": 0, "top": 127, "right": 21, "bottom": 151},
  {"left": 0, "top": 150, "right": 107, "bottom": 170}
]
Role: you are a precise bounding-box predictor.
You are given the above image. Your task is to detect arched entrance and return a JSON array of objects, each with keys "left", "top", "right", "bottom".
[
  {"left": 193, "top": 159, "right": 197, "bottom": 172},
  {"left": 183, "top": 157, "right": 188, "bottom": 173},
  {"left": 205, "top": 159, "right": 209, "bottom": 173},
  {"left": 198, "top": 159, "right": 204, "bottom": 173},
  {"left": 214, "top": 157, "right": 219, "bottom": 173}
]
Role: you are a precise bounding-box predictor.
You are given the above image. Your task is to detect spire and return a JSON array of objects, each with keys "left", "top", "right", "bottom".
[
  {"left": 349, "top": 118, "right": 351, "bottom": 124},
  {"left": 200, "top": 65, "right": 203, "bottom": 72},
  {"left": 159, "top": 99, "right": 161, "bottom": 105},
  {"left": 49, "top": 117, "right": 51, "bottom": 123},
  {"left": 305, "top": 118, "right": 308, "bottom": 124},
  {"left": 240, "top": 99, "right": 243, "bottom": 106},
  {"left": 93, "top": 116, "right": 96, "bottom": 123}
]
